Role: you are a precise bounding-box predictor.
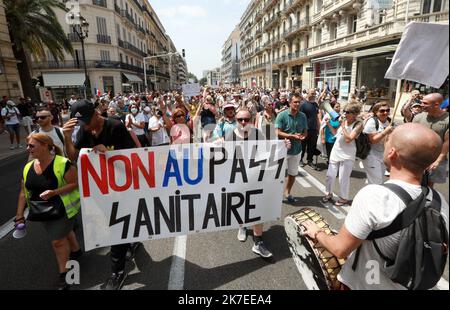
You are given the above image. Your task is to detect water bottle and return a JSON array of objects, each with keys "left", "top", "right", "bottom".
[{"left": 13, "top": 223, "right": 27, "bottom": 239}]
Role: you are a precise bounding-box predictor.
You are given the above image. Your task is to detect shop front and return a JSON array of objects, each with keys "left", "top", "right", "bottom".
[
  {"left": 312, "top": 57, "right": 352, "bottom": 101},
  {"left": 42, "top": 72, "right": 86, "bottom": 103}
]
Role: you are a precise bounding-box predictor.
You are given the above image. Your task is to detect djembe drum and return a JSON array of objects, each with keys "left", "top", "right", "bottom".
[{"left": 285, "top": 208, "right": 346, "bottom": 290}]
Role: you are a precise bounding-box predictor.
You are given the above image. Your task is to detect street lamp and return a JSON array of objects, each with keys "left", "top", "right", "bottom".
[{"left": 70, "top": 13, "right": 90, "bottom": 99}]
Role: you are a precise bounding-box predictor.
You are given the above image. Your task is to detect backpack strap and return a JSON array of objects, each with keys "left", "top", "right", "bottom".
[
  {"left": 55, "top": 127, "right": 65, "bottom": 146},
  {"left": 367, "top": 184, "right": 426, "bottom": 240},
  {"left": 352, "top": 183, "right": 428, "bottom": 271}
]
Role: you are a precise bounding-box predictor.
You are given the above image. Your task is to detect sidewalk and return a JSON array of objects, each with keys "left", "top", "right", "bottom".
[{"left": 0, "top": 126, "right": 29, "bottom": 161}]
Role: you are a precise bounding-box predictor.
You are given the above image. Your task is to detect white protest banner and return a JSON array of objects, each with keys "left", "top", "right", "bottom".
[
  {"left": 182, "top": 83, "right": 201, "bottom": 97},
  {"left": 78, "top": 141, "right": 287, "bottom": 251},
  {"left": 385, "top": 22, "right": 449, "bottom": 88}
]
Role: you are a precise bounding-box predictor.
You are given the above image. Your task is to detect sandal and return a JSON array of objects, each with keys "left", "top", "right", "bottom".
[
  {"left": 322, "top": 195, "right": 333, "bottom": 203},
  {"left": 335, "top": 199, "right": 350, "bottom": 207}
]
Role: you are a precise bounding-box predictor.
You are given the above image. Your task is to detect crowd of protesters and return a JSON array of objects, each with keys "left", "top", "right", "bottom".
[{"left": 5, "top": 84, "right": 449, "bottom": 290}]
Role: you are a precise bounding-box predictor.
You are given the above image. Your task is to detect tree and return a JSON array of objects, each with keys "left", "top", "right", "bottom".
[
  {"left": 199, "top": 78, "right": 207, "bottom": 87},
  {"left": 187, "top": 72, "right": 198, "bottom": 83},
  {"left": 4, "top": 0, "right": 74, "bottom": 102}
]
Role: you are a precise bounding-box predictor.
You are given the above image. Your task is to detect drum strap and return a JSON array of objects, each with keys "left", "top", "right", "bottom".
[{"left": 352, "top": 183, "right": 428, "bottom": 271}]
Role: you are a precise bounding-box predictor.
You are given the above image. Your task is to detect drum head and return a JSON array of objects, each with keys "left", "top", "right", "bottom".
[{"left": 285, "top": 208, "right": 345, "bottom": 290}]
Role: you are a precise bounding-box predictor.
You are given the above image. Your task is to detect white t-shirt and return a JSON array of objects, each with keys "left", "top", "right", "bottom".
[
  {"left": 330, "top": 124, "right": 357, "bottom": 163},
  {"left": 148, "top": 116, "right": 170, "bottom": 146},
  {"left": 363, "top": 118, "right": 390, "bottom": 155},
  {"left": 126, "top": 113, "right": 146, "bottom": 136},
  {"left": 33, "top": 127, "right": 65, "bottom": 154},
  {"left": 338, "top": 180, "right": 449, "bottom": 290},
  {"left": 1, "top": 107, "right": 20, "bottom": 125}
]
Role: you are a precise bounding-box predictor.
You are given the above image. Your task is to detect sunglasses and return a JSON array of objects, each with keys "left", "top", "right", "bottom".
[
  {"left": 26, "top": 144, "right": 36, "bottom": 149},
  {"left": 237, "top": 118, "right": 251, "bottom": 123},
  {"left": 344, "top": 111, "right": 354, "bottom": 114},
  {"left": 174, "top": 114, "right": 185, "bottom": 119},
  {"left": 36, "top": 115, "right": 50, "bottom": 120},
  {"left": 378, "top": 109, "right": 391, "bottom": 113}
]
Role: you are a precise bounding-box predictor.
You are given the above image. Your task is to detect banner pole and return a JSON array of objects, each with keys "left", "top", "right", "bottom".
[{"left": 391, "top": 79, "right": 403, "bottom": 125}]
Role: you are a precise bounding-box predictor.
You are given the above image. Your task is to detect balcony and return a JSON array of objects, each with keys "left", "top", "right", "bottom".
[
  {"left": 263, "top": 0, "right": 278, "bottom": 13},
  {"left": 283, "top": 0, "right": 304, "bottom": 15},
  {"left": 67, "top": 33, "right": 81, "bottom": 42},
  {"left": 263, "top": 12, "right": 280, "bottom": 31},
  {"left": 32, "top": 60, "right": 145, "bottom": 74},
  {"left": 120, "top": 10, "right": 135, "bottom": 25},
  {"left": 255, "top": 28, "right": 262, "bottom": 37},
  {"left": 321, "top": 0, "right": 353, "bottom": 20},
  {"left": 97, "top": 34, "right": 111, "bottom": 44},
  {"left": 92, "top": 0, "right": 107, "bottom": 8},
  {"left": 118, "top": 39, "right": 147, "bottom": 57},
  {"left": 255, "top": 10, "right": 264, "bottom": 23},
  {"left": 114, "top": 4, "right": 121, "bottom": 14}
]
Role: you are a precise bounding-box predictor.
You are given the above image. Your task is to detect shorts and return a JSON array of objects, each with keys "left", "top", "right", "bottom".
[
  {"left": 21, "top": 116, "right": 33, "bottom": 127},
  {"left": 41, "top": 215, "right": 76, "bottom": 241},
  {"left": 286, "top": 153, "right": 301, "bottom": 177},
  {"left": 6, "top": 123, "right": 20, "bottom": 135},
  {"left": 429, "top": 160, "right": 448, "bottom": 184}
]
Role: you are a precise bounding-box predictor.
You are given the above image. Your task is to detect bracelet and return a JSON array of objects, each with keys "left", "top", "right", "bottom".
[{"left": 14, "top": 217, "right": 25, "bottom": 223}]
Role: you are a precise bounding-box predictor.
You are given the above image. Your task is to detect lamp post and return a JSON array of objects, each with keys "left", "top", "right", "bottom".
[{"left": 70, "top": 14, "right": 90, "bottom": 99}]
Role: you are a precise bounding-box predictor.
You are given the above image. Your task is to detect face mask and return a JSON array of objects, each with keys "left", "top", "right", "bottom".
[{"left": 131, "top": 108, "right": 138, "bottom": 114}]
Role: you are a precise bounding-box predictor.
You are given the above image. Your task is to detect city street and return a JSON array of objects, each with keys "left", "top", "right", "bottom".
[{"left": 0, "top": 155, "right": 447, "bottom": 290}]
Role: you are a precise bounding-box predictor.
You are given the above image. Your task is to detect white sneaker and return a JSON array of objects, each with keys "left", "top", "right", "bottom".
[
  {"left": 18, "top": 144, "right": 23, "bottom": 149},
  {"left": 9, "top": 145, "right": 14, "bottom": 150},
  {"left": 237, "top": 227, "right": 247, "bottom": 242}
]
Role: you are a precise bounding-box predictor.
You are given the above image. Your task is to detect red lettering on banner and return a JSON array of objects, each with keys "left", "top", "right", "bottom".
[
  {"left": 131, "top": 152, "right": 155, "bottom": 190},
  {"left": 81, "top": 153, "right": 109, "bottom": 197},
  {"left": 108, "top": 155, "right": 132, "bottom": 192}
]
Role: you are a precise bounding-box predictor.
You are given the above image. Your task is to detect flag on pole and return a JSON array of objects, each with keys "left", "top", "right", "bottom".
[{"left": 385, "top": 22, "right": 449, "bottom": 89}]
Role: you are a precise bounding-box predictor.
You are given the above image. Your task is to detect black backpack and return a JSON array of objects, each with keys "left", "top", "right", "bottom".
[
  {"left": 353, "top": 121, "right": 371, "bottom": 160},
  {"left": 352, "top": 183, "right": 449, "bottom": 290}
]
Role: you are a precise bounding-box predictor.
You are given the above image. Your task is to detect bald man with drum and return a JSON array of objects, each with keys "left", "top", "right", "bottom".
[{"left": 302, "top": 123, "right": 449, "bottom": 290}]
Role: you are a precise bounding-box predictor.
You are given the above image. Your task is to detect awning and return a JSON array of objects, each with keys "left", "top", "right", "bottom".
[
  {"left": 311, "top": 45, "right": 398, "bottom": 63},
  {"left": 122, "top": 73, "right": 143, "bottom": 83},
  {"left": 43, "top": 72, "right": 85, "bottom": 88}
]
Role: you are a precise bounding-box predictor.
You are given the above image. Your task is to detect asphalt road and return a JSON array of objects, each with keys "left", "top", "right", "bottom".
[{"left": 0, "top": 155, "right": 448, "bottom": 290}]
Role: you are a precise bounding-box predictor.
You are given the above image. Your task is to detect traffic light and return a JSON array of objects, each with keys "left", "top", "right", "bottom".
[{"left": 182, "top": 49, "right": 185, "bottom": 57}]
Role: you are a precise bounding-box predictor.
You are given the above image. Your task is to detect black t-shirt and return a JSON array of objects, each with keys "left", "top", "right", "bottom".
[
  {"left": 17, "top": 103, "right": 32, "bottom": 117},
  {"left": 25, "top": 158, "right": 71, "bottom": 205},
  {"left": 201, "top": 108, "right": 216, "bottom": 128},
  {"left": 300, "top": 101, "right": 319, "bottom": 132},
  {"left": 75, "top": 118, "right": 136, "bottom": 151},
  {"left": 275, "top": 100, "right": 289, "bottom": 111}
]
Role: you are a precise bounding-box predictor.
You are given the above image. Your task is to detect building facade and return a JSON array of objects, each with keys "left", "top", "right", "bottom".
[
  {"left": 221, "top": 25, "right": 241, "bottom": 87},
  {"left": 206, "top": 67, "right": 222, "bottom": 87},
  {"left": 31, "top": 0, "right": 185, "bottom": 102},
  {"left": 0, "top": 0, "right": 23, "bottom": 99},
  {"left": 239, "top": 0, "right": 449, "bottom": 105}
]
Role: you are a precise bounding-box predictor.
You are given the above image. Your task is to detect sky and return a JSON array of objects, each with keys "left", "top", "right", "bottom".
[{"left": 151, "top": 0, "right": 252, "bottom": 80}]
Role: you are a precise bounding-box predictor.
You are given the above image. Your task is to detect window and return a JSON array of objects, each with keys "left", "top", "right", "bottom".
[
  {"left": 316, "top": 0, "right": 323, "bottom": 13},
  {"left": 316, "top": 28, "right": 322, "bottom": 45},
  {"left": 100, "top": 50, "right": 110, "bottom": 61},
  {"left": 116, "top": 24, "right": 120, "bottom": 39},
  {"left": 423, "top": 0, "right": 444, "bottom": 13},
  {"left": 348, "top": 15, "right": 357, "bottom": 34},
  {"left": 330, "top": 23, "right": 337, "bottom": 40},
  {"left": 119, "top": 53, "right": 123, "bottom": 62},
  {"left": 96, "top": 17, "right": 107, "bottom": 35}
]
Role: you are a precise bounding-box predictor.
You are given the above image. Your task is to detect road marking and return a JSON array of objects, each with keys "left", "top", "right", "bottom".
[
  {"left": 0, "top": 219, "right": 15, "bottom": 240},
  {"left": 436, "top": 278, "right": 449, "bottom": 290},
  {"left": 168, "top": 235, "right": 187, "bottom": 290},
  {"left": 295, "top": 175, "right": 312, "bottom": 188},
  {"left": 298, "top": 167, "right": 348, "bottom": 219}
]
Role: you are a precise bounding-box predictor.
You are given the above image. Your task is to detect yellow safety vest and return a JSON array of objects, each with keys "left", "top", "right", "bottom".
[{"left": 23, "top": 155, "right": 80, "bottom": 219}]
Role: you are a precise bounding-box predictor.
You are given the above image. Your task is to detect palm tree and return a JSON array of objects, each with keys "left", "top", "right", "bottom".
[{"left": 4, "top": 0, "right": 73, "bottom": 102}]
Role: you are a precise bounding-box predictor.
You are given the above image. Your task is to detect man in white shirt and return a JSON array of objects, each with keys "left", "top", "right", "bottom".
[
  {"left": 302, "top": 123, "right": 449, "bottom": 290},
  {"left": 1, "top": 100, "right": 22, "bottom": 149},
  {"left": 32, "top": 108, "right": 66, "bottom": 154},
  {"left": 148, "top": 109, "right": 170, "bottom": 146}
]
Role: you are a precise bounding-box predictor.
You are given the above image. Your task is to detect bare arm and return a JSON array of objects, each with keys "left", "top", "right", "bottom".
[
  {"left": 62, "top": 118, "right": 80, "bottom": 162},
  {"left": 303, "top": 221, "right": 364, "bottom": 259},
  {"left": 342, "top": 122, "right": 362, "bottom": 143},
  {"left": 15, "top": 181, "right": 27, "bottom": 223}
]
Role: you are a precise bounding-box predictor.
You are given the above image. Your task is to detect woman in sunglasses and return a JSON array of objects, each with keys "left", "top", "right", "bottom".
[
  {"left": 362, "top": 102, "right": 395, "bottom": 185},
  {"left": 323, "top": 102, "right": 363, "bottom": 207},
  {"left": 168, "top": 108, "right": 193, "bottom": 144},
  {"left": 15, "top": 133, "right": 81, "bottom": 289}
]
